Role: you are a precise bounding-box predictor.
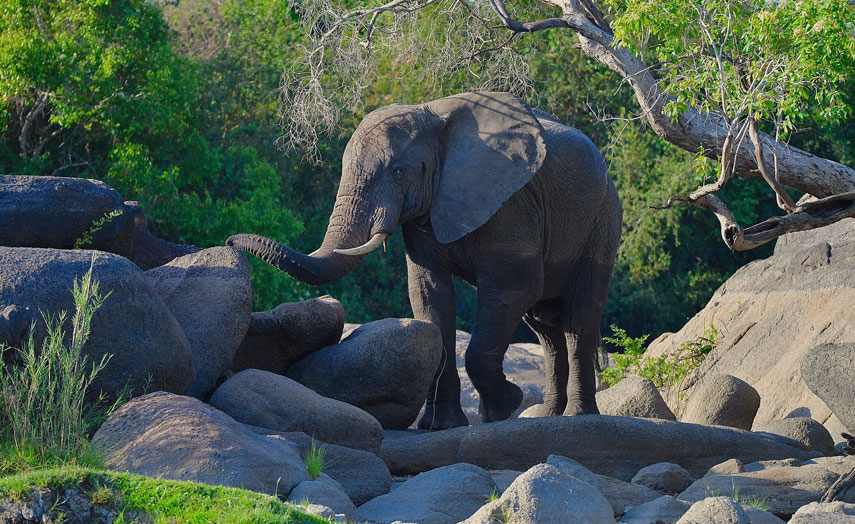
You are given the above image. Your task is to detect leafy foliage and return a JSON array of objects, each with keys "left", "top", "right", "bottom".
[
  {"left": 0, "top": 260, "right": 124, "bottom": 475},
  {"left": 600, "top": 324, "right": 718, "bottom": 390}
]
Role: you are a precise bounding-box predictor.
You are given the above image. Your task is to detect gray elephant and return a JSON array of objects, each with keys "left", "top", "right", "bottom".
[{"left": 228, "top": 92, "right": 622, "bottom": 430}]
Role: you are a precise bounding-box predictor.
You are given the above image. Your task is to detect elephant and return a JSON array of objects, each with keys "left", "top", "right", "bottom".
[{"left": 227, "top": 92, "right": 622, "bottom": 430}]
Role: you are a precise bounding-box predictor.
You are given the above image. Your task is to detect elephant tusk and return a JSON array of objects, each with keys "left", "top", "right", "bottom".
[{"left": 333, "top": 233, "right": 389, "bottom": 256}]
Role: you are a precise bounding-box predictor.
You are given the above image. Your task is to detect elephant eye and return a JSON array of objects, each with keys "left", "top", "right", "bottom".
[{"left": 392, "top": 167, "right": 404, "bottom": 178}]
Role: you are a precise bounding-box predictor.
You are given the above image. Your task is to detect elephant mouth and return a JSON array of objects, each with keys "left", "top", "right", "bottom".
[{"left": 333, "top": 232, "right": 389, "bottom": 256}]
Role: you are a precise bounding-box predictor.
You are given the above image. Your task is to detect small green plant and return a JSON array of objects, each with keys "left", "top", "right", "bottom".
[
  {"left": 0, "top": 258, "right": 112, "bottom": 471},
  {"left": 74, "top": 209, "right": 123, "bottom": 249},
  {"left": 492, "top": 500, "right": 512, "bottom": 524},
  {"left": 600, "top": 323, "right": 720, "bottom": 391},
  {"left": 486, "top": 489, "right": 500, "bottom": 503},
  {"left": 303, "top": 440, "right": 326, "bottom": 480}
]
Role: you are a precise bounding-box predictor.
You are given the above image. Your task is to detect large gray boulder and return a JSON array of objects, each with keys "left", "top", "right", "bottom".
[
  {"left": 379, "top": 416, "right": 820, "bottom": 481},
  {"left": 546, "top": 454, "right": 660, "bottom": 518},
  {"left": 91, "top": 392, "right": 310, "bottom": 496},
  {"left": 461, "top": 463, "right": 615, "bottom": 524},
  {"left": 233, "top": 296, "right": 344, "bottom": 375},
  {"left": 288, "top": 475, "right": 355, "bottom": 522},
  {"left": 754, "top": 418, "right": 836, "bottom": 456},
  {"left": 261, "top": 429, "right": 392, "bottom": 505},
  {"left": 681, "top": 374, "right": 760, "bottom": 430},
  {"left": 287, "top": 318, "right": 442, "bottom": 429},
  {"left": 801, "top": 343, "right": 855, "bottom": 433},
  {"left": 356, "top": 463, "right": 496, "bottom": 524},
  {"left": 145, "top": 247, "right": 251, "bottom": 398},
  {"left": 675, "top": 497, "right": 750, "bottom": 524},
  {"left": 679, "top": 464, "right": 843, "bottom": 518},
  {"left": 644, "top": 219, "right": 855, "bottom": 436},
  {"left": 0, "top": 175, "right": 196, "bottom": 269},
  {"left": 790, "top": 502, "right": 855, "bottom": 523},
  {"left": 210, "top": 369, "right": 384, "bottom": 453},
  {"left": 631, "top": 462, "right": 695, "bottom": 493},
  {"left": 0, "top": 248, "right": 193, "bottom": 398},
  {"left": 596, "top": 377, "right": 676, "bottom": 420}
]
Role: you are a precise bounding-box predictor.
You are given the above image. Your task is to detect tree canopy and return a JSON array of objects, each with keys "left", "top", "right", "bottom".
[{"left": 2, "top": 0, "right": 853, "bottom": 339}]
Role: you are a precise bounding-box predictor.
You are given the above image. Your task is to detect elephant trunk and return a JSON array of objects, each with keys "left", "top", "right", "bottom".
[{"left": 227, "top": 198, "right": 396, "bottom": 285}]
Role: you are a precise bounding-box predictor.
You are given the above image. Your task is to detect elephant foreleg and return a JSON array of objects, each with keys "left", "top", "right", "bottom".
[
  {"left": 405, "top": 253, "right": 468, "bottom": 430},
  {"left": 466, "top": 290, "right": 532, "bottom": 423}
]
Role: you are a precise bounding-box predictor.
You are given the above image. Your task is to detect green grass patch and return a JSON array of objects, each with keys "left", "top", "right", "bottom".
[
  {"left": 0, "top": 466, "right": 331, "bottom": 523},
  {"left": 302, "top": 440, "right": 326, "bottom": 480}
]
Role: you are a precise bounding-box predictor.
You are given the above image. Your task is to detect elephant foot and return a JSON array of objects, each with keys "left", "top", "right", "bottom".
[
  {"left": 418, "top": 402, "right": 469, "bottom": 431},
  {"left": 479, "top": 380, "right": 524, "bottom": 423},
  {"left": 563, "top": 399, "right": 599, "bottom": 416}
]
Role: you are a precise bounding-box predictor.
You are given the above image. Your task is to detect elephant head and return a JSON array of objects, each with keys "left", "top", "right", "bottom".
[{"left": 227, "top": 92, "right": 547, "bottom": 284}]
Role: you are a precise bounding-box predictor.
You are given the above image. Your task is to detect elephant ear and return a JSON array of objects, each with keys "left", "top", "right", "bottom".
[{"left": 424, "top": 91, "right": 547, "bottom": 244}]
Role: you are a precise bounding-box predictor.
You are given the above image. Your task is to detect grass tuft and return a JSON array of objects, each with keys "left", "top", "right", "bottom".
[{"left": 302, "top": 440, "right": 326, "bottom": 480}]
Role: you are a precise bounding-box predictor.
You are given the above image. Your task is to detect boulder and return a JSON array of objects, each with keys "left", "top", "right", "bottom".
[
  {"left": 790, "top": 502, "right": 855, "bottom": 523},
  {"left": 91, "top": 392, "right": 310, "bottom": 496},
  {"left": 675, "top": 496, "right": 750, "bottom": 524},
  {"left": 145, "top": 247, "right": 251, "bottom": 399},
  {"left": 802, "top": 456, "right": 855, "bottom": 476},
  {"left": 287, "top": 475, "right": 355, "bottom": 522},
  {"left": 681, "top": 374, "right": 760, "bottom": 430},
  {"left": 461, "top": 463, "right": 615, "bottom": 524},
  {"left": 0, "top": 304, "right": 35, "bottom": 354},
  {"left": 705, "top": 459, "right": 746, "bottom": 477},
  {"left": 632, "top": 462, "right": 695, "bottom": 493},
  {"left": 596, "top": 377, "right": 676, "bottom": 420},
  {"left": 356, "top": 463, "right": 496, "bottom": 524},
  {"left": 644, "top": 218, "right": 855, "bottom": 436},
  {"left": 801, "top": 343, "right": 855, "bottom": 432},
  {"left": 233, "top": 296, "right": 344, "bottom": 375},
  {"left": 618, "top": 496, "right": 691, "bottom": 524},
  {"left": 287, "top": 318, "right": 442, "bottom": 429},
  {"left": 379, "top": 416, "right": 820, "bottom": 481},
  {"left": 210, "top": 369, "right": 384, "bottom": 453},
  {"left": 546, "top": 455, "right": 660, "bottom": 517},
  {"left": 678, "top": 464, "right": 843, "bottom": 518},
  {"left": 269, "top": 430, "right": 391, "bottom": 505},
  {"left": 0, "top": 175, "right": 195, "bottom": 269},
  {"left": 0, "top": 247, "right": 193, "bottom": 398},
  {"left": 754, "top": 418, "right": 835, "bottom": 456}
]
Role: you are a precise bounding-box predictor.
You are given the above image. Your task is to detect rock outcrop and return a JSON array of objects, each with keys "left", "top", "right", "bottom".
[
  {"left": 287, "top": 318, "right": 442, "bottom": 429},
  {"left": 146, "top": 247, "right": 251, "bottom": 398},
  {"left": 210, "top": 369, "right": 384, "bottom": 452},
  {"left": 0, "top": 247, "right": 193, "bottom": 398},
  {"left": 645, "top": 218, "right": 855, "bottom": 436},
  {"left": 232, "top": 296, "right": 345, "bottom": 375},
  {"left": 91, "top": 392, "right": 310, "bottom": 497}
]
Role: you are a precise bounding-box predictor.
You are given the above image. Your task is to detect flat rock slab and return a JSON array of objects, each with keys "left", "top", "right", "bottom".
[
  {"left": 679, "top": 465, "right": 842, "bottom": 518},
  {"left": 801, "top": 343, "right": 855, "bottom": 432},
  {"left": 379, "top": 415, "right": 820, "bottom": 481}
]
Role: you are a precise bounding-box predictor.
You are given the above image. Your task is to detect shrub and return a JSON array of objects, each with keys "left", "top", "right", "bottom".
[
  {"left": 0, "top": 258, "right": 120, "bottom": 472},
  {"left": 601, "top": 323, "right": 720, "bottom": 392}
]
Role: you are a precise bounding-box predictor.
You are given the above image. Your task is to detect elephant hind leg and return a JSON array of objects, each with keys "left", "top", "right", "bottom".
[
  {"left": 524, "top": 303, "right": 569, "bottom": 416},
  {"left": 562, "top": 257, "right": 614, "bottom": 416}
]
